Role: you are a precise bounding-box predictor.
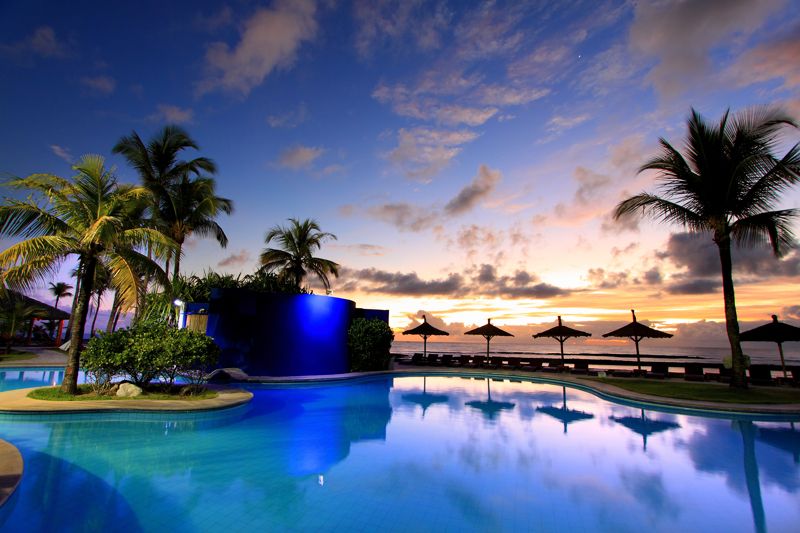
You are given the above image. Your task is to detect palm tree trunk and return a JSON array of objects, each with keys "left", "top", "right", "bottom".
[
  {"left": 90, "top": 290, "right": 103, "bottom": 337},
  {"left": 62, "top": 255, "right": 97, "bottom": 394},
  {"left": 106, "top": 291, "right": 120, "bottom": 333},
  {"left": 172, "top": 240, "right": 183, "bottom": 284},
  {"left": 717, "top": 237, "right": 747, "bottom": 389}
]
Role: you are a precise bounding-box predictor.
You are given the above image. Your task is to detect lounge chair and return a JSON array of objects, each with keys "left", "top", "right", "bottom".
[
  {"left": 484, "top": 356, "right": 503, "bottom": 369},
  {"left": 440, "top": 353, "right": 454, "bottom": 366},
  {"left": 748, "top": 365, "right": 774, "bottom": 386},
  {"left": 683, "top": 363, "right": 706, "bottom": 382},
  {"left": 646, "top": 362, "right": 669, "bottom": 379},
  {"left": 457, "top": 355, "right": 472, "bottom": 367},
  {"left": 410, "top": 353, "right": 424, "bottom": 365},
  {"left": 541, "top": 360, "right": 564, "bottom": 373},
  {"left": 788, "top": 366, "right": 800, "bottom": 387},
  {"left": 426, "top": 353, "right": 440, "bottom": 366},
  {"left": 502, "top": 357, "right": 520, "bottom": 370},
  {"left": 571, "top": 361, "right": 590, "bottom": 375},
  {"left": 520, "top": 359, "right": 543, "bottom": 372}
]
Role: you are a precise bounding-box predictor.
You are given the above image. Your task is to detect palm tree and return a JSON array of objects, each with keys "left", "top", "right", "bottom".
[
  {"left": 613, "top": 107, "right": 799, "bottom": 388},
  {"left": 49, "top": 281, "right": 73, "bottom": 312},
  {"left": 0, "top": 154, "right": 174, "bottom": 393},
  {"left": 0, "top": 293, "right": 41, "bottom": 354},
  {"left": 113, "top": 125, "right": 228, "bottom": 281},
  {"left": 161, "top": 174, "right": 233, "bottom": 281},
  {"left": 260, "top": 218, "right": 340, "bottom": 291}
]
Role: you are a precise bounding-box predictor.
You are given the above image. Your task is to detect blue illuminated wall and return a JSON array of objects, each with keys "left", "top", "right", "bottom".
[{"left": 206, "top": 288, "right": 358, "bottom": 376}]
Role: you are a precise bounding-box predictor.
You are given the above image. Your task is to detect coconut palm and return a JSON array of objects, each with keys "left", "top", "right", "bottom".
[
  {"left": 0, "top": 154, "right": 174, "bottom": 393},
  {"left": 113, "top": 125, "right": 228, "bottom": 281},
  {"left": 49, "top": 281, "right": 73, "bottom": 312},
  {"left": 161, "top": 174, "right": 233, "bottom": 281},
  {"left": 260, "top": 218, "right": 340, "bottom": 291},
  {"left": 613, "top": 107, "right": 800, "bottom": 388}
]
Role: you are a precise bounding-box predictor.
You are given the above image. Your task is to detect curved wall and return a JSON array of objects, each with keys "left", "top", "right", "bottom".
[{"left": 206, "top": 289, "right": 356, "bottom": 376}]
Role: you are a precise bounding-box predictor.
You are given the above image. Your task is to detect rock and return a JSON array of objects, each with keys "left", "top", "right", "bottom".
[
  {"left": 205, "top": 368, "right": 249, "bottom": 383},
  {"left": 108, "top": 383, "right": 120, "bottom": 396},
  {"left": 116, "top": 383, "right": 143, "bottom": 397}
]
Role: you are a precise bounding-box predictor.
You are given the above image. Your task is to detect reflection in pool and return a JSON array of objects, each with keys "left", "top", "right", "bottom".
[{"left": 0, "top": 374, "right": 798, "bottom": 532}]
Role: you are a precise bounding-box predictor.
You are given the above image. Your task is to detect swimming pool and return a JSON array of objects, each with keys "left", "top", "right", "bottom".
[{"left": 0, "top": 373, "right": 798, "bottom": 532}]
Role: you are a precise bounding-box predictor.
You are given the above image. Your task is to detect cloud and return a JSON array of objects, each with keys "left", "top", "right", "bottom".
[
  {"left": 278, "top": 145, "right": 324, "bottom": 169},
  {"left": 453, "top": 2, "right": 525, "bottom": 60},
  {"left": 218, "top": 249, "right": 251, "bottom": 268},
  {"left": 366, "top": 203, "right": 439, "bottom": 232},
  {"left": 444, "top": 165, "right": 501, "bottom": 215},
  {"left": 339, "top": 264, "right": 572, "bottom": 299},
  {"left": 728, "top": 27, "right": 800, "bottom": 90},
  {"left": 476, "top": 85, "right": 550, "bottom": 106},
  {"left": 783, "top": 305, "right": 800, "bottom": 320},
  {"left": 328, "top": 243, "right": 386, "bottom": 256},
  {"left": 573, "top": 167, "right": 611, "bottom": 205},
  {"left": 197, "top": 0, "right": 317, "bottom": 96},
  {"left": 267, "top": 102, "right": 308, "bottom": 128},
  {"left": 660, "top": 231, "right": 800, "bottom": 294},
  {"left": 507, "top": 43, "right": 571, "bottom": 81},
  {"left": 629, "top": 0, "right": 786, "bottom": 98},
  {"left": 50, "top": 145, "right": 73, "bottom": 164},
  {"left": 547, "top": 113, "right": 590, "bottom": 133},
  {"left": 436, "top": 105, "right": 498, "bottom": 126},
  {"left": 194, "top": 5, "right": 234, "bottom": 33},
  {"left": 587, "top": 267, "right": 631, "bottom": 289},
  {"left": 147, "top": 104, "right": 194, "bottom": 124},
  {"left": 388, "top": 127, "right": 479, "bottom": 180},
  {"left": 80, "top": 75, "right": 116, "bottom": 95},
  {"left": 0, "top": 26, "right": 68, "bottom": 63},
  {"left": 352, "top": 0, "right": 450, "bottom": 58}
]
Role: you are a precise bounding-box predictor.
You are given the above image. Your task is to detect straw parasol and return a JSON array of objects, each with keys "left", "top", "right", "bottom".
[
  {"left": 609, "top": 409, "right": 680, "bottom": 451},
  {"left": 464, "top": 318, "right": 513, "bottom": 360},
  {"left": 536, "top": 386, "right": 594, "bottom": 434},
  {"left": 465, "top": 378, "right": 515, "bottom": 421},
  {"left": 532, "top": 316, "right": 591, "bottom": 362},
  {"left": 740, "top": 315, "right": 800, "bottom": 379},
  {"left": 402, "top": 376, "right": 449, "bottom": 418},
  {"left": 602, "top": 309, "right": 673, "bottom": 371},
  {"left": 402, "top": 315, "right": 449, "bottom": 359}
]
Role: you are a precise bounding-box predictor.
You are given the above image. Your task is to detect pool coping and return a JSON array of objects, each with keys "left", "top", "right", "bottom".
[
  {"left": 0, "top": 385, "right": 253, "bottom": 414},
  {"left": 0, "top": 439, "right": 22, "bottom": 508},
  {"left": 246, "top": 366, "right": 800, "bottom": 416}
]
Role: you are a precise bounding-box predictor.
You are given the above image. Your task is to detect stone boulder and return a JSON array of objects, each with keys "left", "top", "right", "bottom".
[{"left": 116, "top": 383, "right": 143, "bottom": 397}]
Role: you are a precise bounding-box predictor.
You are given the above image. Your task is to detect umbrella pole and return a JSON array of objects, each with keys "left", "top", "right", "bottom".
[
  {"left": 634, "top": 337, "right": 642, "bottom": 371},
  {"left": 559, "top": 338, "right": 565, "bottom": 363},
  {"left": 486, "top": 336, "right": 490, "bottom": 361},
  {"left": 777, "top": 342, "right": 788, "bottom": 380},
  {"left": 423, "top": 335, "right": 428, "bottom": 360}
]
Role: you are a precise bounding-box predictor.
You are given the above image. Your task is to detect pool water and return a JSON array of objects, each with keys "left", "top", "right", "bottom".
[{"left": 0, "top": 374, "right": 798, "bottom": 532}]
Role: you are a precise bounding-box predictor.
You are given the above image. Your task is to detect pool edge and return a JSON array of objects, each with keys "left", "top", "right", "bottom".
[{"left": 0, "top": 439, "right": 22, "bottom": 508}]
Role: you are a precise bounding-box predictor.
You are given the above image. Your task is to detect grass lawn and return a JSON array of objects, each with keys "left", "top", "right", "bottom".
[
  {"left": 0, "top": 351, "right": 39, "bottom": 363},
  {"left": 590, "top": 378, "right": 800, "bottom": 404},
  {"left": 28, "top": 384, "right": 218, "bottom": 402}
]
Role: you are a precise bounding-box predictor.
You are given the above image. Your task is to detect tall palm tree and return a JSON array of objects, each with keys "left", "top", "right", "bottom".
[
  {"left": 113, "top": 125, "right": 229, "bottom": 281},
  {"left": 0, "top": 154, "right": 174, "bottom": 393},
  {"left": 614, "top": 107, "right": 799, "bottom": 388},
  {"left": 49, "top": 281, "right": 73, "bottom": 312},
  {"left": 260, "top": 218, "right": 340, "bottom": 291},
  {"left": 162, "top": 174, "right": 233, "bottom": 281}
]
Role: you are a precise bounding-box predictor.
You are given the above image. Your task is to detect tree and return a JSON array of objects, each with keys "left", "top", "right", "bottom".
[
  {"left": 0, "top": 293, "right": 41, "bottom": 354},
  {"left": 161, "top": 174, "right": 232, "bottom": 282},
  {"left": 49, "top": 281, "right": 73, "bottom": 312},
  {"left": 259, "top": 218, "right": 340, "bottom": 291},
  {"left": 112, "top": 125, "right": 229, "bottom": 282},
  {"left": 0, "top": 154, "right": 174, "bottom": 393},
  {"left": 613, "top": 107, "right": 799, "bottom": 388}
]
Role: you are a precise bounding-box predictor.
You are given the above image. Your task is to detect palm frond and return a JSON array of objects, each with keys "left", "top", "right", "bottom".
[{"left": 731, "top": 209, "right": 798, "bottom": 256}]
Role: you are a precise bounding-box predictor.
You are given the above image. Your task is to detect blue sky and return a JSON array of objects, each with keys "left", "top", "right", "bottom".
[{"left": 2, "top": 0, "right": 799, "bottom": 339}]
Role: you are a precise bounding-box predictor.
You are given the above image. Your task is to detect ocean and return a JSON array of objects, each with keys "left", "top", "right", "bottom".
[{"left": 391, "top": 339, "right": 800, "bottom": 365}]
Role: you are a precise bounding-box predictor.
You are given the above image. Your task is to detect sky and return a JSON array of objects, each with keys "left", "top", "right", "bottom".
[{"left": 1, "top": 0, "right": 799, "bottom": 343}]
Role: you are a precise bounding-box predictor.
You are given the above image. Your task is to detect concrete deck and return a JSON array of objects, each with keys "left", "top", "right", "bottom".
[
  {"left": 0, "top": 439, "right": 22, "bottom": 507},
  {"left": 0, "top": 347, "right": 67, "bottom": 367},
  {"left": 0, "top": 385, "right": 253, "bottom": 414}
]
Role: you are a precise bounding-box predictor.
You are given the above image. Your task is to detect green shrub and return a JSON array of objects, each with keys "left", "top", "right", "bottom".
[
  {"left": 348, "top": 318, "right": 394, "bottom": 372},
  {"left": 82, "top": 322, "right": 220, "bottom": 388}
]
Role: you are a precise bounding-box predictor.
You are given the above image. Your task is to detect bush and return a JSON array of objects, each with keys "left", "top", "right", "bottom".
[
  {"left": 82, "top": 322, "right": 220, "bottom": 389},
  {"left": 348, "top": 318, "right": 394, "bottom": 372}
]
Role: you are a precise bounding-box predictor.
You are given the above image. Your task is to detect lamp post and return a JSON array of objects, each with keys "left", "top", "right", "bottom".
[{"left": 173, "top": 299, "right": 186, "bottom": 329}]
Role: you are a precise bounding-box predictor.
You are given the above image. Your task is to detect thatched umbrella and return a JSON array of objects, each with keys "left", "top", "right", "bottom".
[
  {"left": 609, "top": 409, "right": 680, "bottom": 451},
  {"left": 465, "top": 378, "right": 515, "bottom": 421},
  {"left": 532, "top": 316, "right": 591, "bottom": 362},
  {"left": 402, "top": 376, "right": 449, "bottom": 418},
  {"left": 402, "top": 315, "right": 449, "bottom": 360},
  {"left": 740, "top": 315, "right": 800, "bottom": 379},
  {"left": 602, "top": 309, "right": 672, "bottom": 371},
  {"left": 464, "top": 318, "right": 513, "bottom": 361},
  {"left": 536, "top": 386, "right": 594, "bottom": 433}
]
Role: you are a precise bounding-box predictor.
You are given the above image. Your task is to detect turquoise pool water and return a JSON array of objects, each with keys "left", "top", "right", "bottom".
[{"left": 0, "top": 373, "right": 798, "bottom": 532}]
